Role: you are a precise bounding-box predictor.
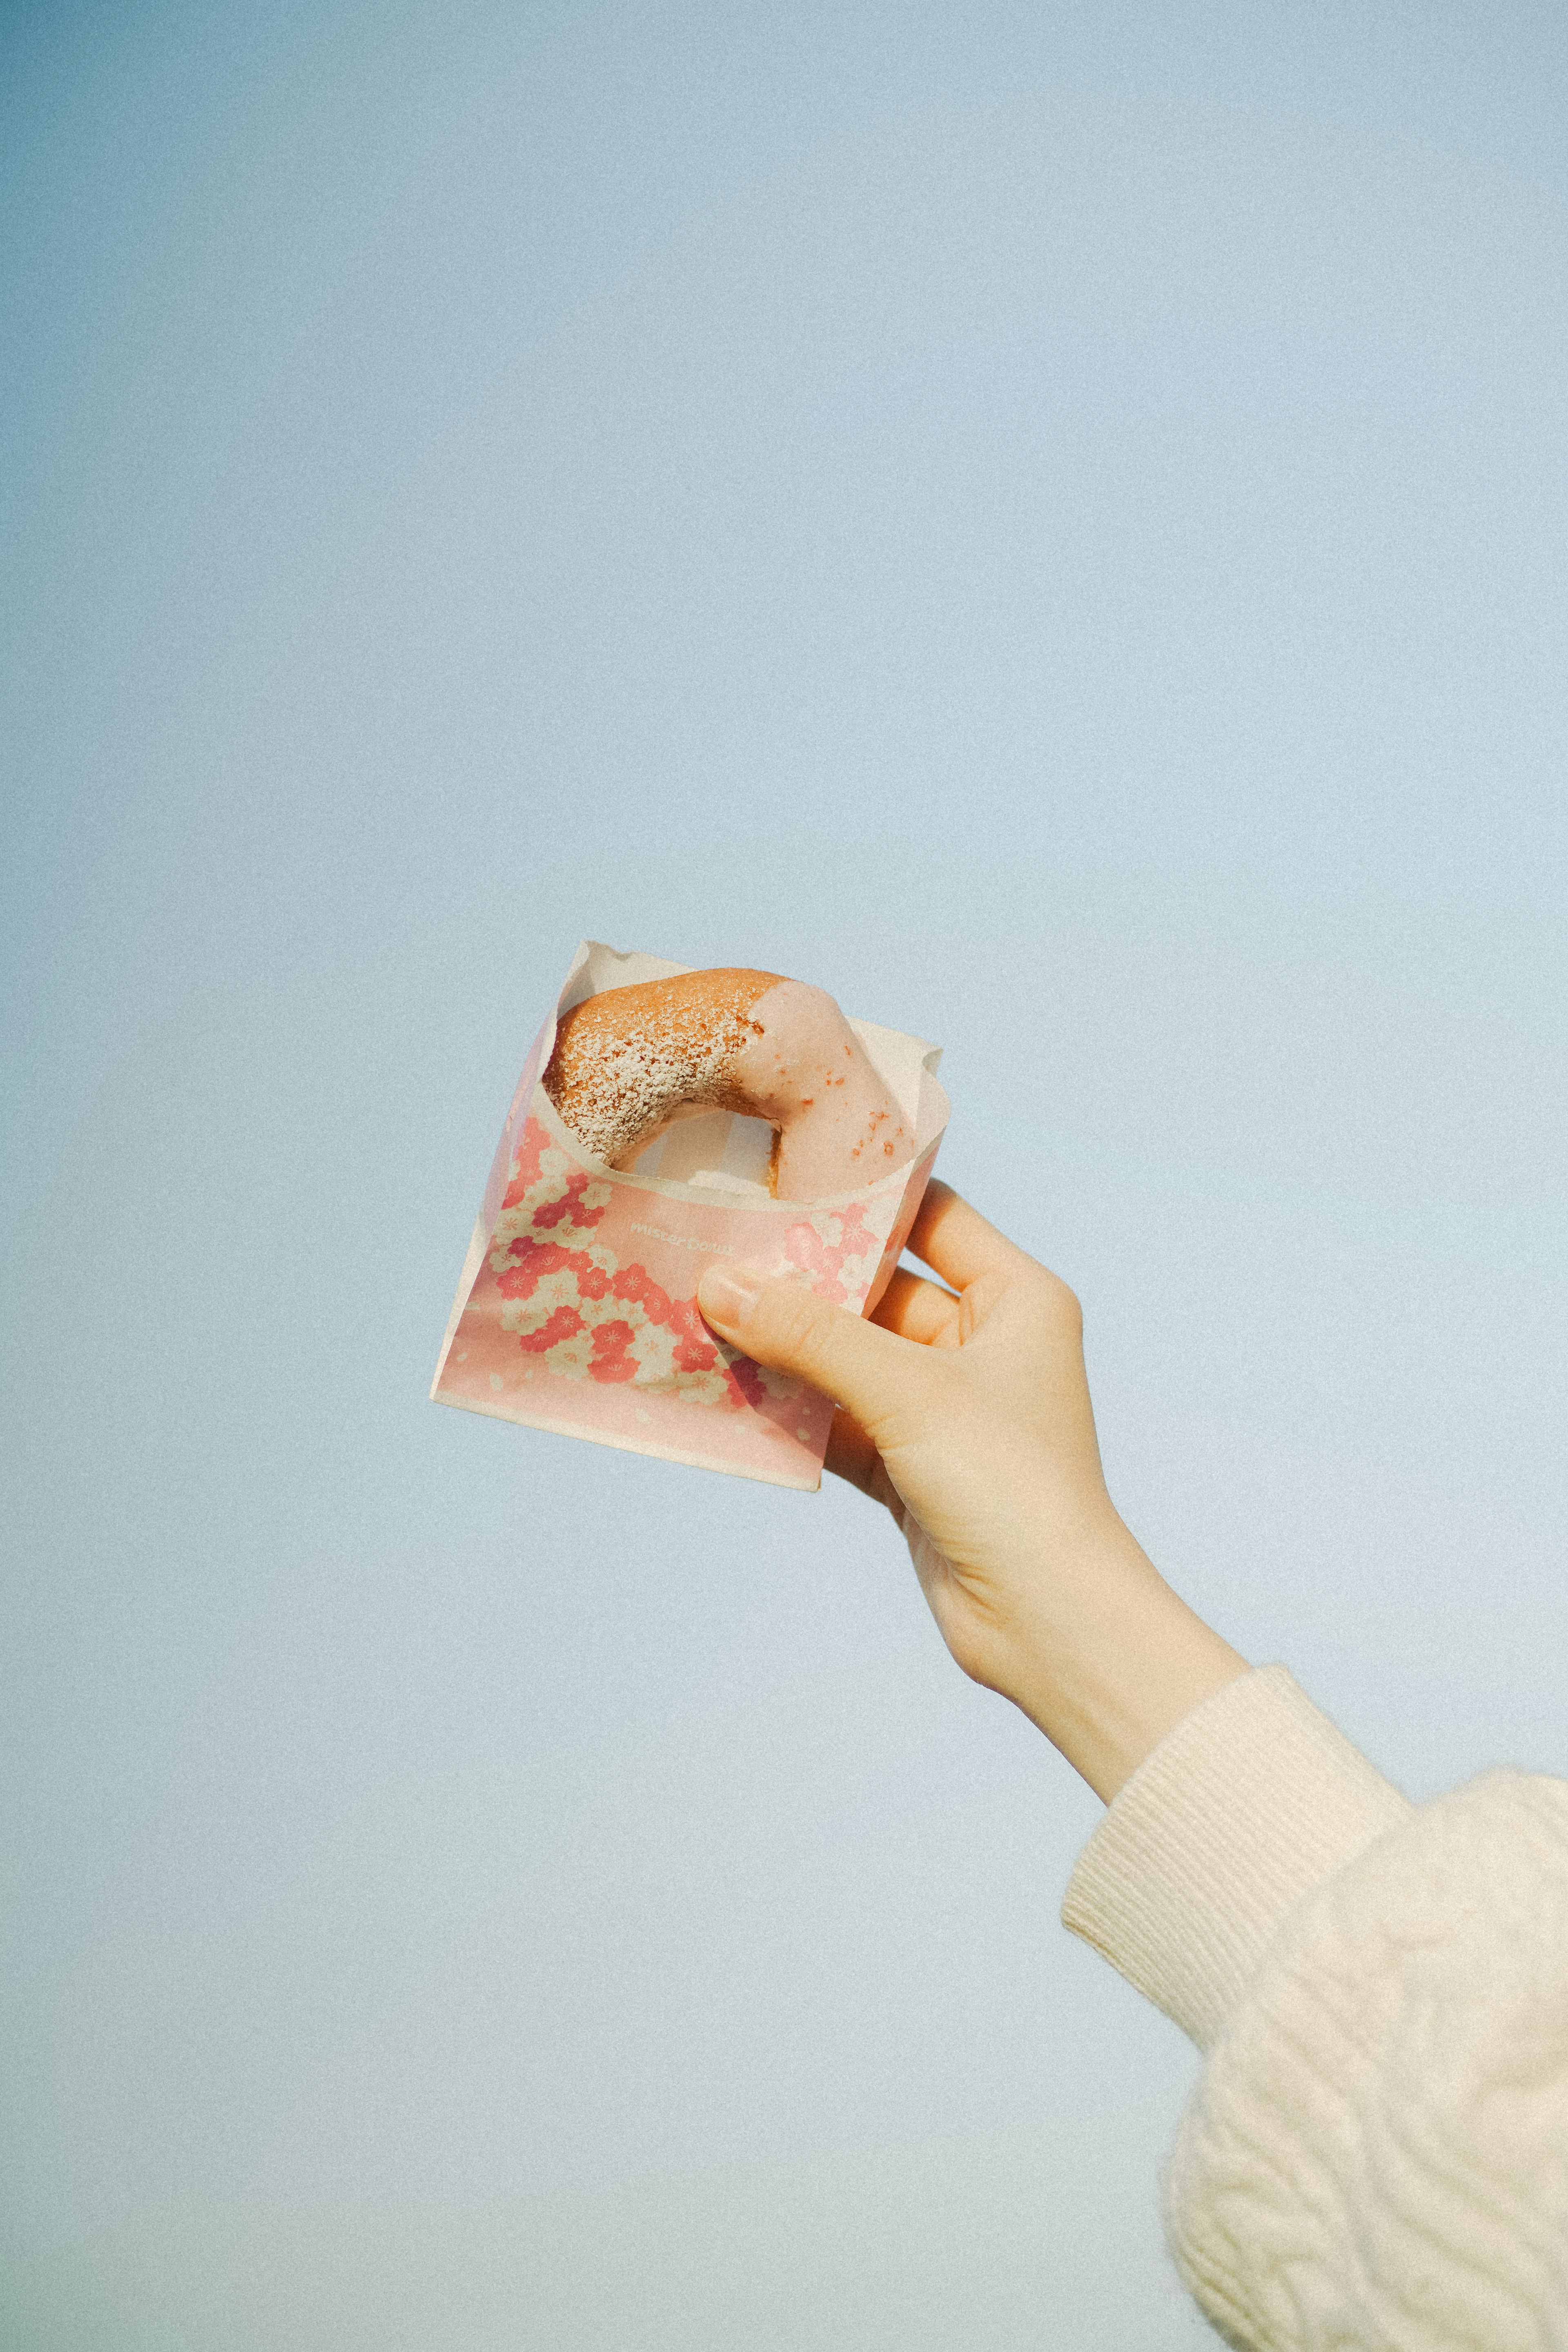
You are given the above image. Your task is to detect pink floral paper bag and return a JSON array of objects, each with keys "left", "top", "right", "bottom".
[{"left": 430, "top": 940, "right": 949, "bottom": 1489}]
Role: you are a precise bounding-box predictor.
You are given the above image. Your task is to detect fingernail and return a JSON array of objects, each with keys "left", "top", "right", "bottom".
[{"left": 698, "top": 1263, "right": 764, "bottom": 1325}]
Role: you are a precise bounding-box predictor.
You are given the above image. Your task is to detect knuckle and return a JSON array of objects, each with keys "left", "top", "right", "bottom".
[
  {"left": 1036, "top": 1267, "right": 1083, "bottom": 1336},
  {"left": 757, "top": 1281, "right": 833, "bottom": 1369},
  {"left": 1015, "top": 1257, "right": 1080, "bottom": 1316}
]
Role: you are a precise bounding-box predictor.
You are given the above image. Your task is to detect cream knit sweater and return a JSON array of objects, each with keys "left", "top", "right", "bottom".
[{"left": 1061, "top": 1665, "right": 1568, "bottom": 2350}]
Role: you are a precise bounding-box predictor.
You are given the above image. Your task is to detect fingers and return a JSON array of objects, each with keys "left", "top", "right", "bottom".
[
  {"left": 869, "top": 1266, "right": 961, "bottom": 1349},
  {"left": 906, "top": 1180, "right": 1044, "bottom": 1295},
  {"left": 824, "top": 1407, "right": 903, "bottom": 1518},
  {"left": 823, "top": 1406, "right": 880, "bottom": 1494},
  {"left": 696, "top": 1261, "right": 931, "bottom": 1435}
]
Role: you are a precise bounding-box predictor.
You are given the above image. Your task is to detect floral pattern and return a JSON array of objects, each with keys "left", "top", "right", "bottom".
[{"left": 486, "top": 1112, "right": 898, "bottom": 1410}]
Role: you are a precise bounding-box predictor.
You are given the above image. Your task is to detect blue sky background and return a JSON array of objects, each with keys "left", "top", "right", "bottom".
[{"left": 3, "top": 3, "right": 1566, "bottom": 2343}]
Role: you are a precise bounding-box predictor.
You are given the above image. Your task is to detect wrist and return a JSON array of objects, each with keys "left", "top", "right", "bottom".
[{"left": 1001, "top": 1514, "right": 1249, "bottom": 1802}]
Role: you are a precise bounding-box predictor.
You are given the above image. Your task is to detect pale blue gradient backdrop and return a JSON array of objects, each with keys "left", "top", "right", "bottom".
[{"left": 3, "top": 4, "right": 1566, "bottom": 2344}]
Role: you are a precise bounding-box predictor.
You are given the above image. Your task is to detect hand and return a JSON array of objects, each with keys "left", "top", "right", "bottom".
[{"left": 697, "top": 1182, "right": 1247, "bottom": 1800}]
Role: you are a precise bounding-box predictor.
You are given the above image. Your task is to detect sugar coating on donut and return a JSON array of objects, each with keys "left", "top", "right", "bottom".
[
  {"left": 543, "top": 968, "right": 783, "bottom": 1170},
  {"left": 542, "top": 966, "right": 915, "bottom": 1202}
]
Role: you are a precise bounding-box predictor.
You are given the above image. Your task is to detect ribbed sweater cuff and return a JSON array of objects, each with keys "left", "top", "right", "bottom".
[{"left": 1060, "top": 1664, "right": 1413, "bottom": 2051}]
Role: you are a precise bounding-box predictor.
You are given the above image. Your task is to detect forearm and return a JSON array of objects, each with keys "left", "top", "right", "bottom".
[{"left": 999, "top": 1511, "right": 1249, "bottom": 1803}]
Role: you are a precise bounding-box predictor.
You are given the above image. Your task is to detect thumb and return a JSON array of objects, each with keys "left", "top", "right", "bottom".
[{"left": 697, "top": 1262, "right": 923, "bottom": 1433}]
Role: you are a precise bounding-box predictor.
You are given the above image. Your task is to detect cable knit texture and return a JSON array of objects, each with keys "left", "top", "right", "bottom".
[{"left": 1062, "top": 1667, "right": 1568, "bottom": 2350}]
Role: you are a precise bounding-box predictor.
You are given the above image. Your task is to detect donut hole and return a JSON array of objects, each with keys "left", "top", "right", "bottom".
[{"left": 628, "top": 1108, "right": 776, "bottom": 1195}]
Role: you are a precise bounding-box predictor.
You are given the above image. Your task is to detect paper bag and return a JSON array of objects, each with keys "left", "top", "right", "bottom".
[{"left": 430, "top": 941, "right": 950, "bottom": 1489}]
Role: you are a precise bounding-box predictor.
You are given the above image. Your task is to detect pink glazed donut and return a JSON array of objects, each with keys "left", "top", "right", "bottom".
[{"left": 542, "top": 967, "right": 914, "bottom": 1203}]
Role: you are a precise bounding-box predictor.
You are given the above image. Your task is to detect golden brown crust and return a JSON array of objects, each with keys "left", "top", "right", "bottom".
[
  {"left": 541, "top": 967, "right": 786, "bottom": 1172},
  {"left": 547, "top": 969, "right": 783, "bottom": 1086}
]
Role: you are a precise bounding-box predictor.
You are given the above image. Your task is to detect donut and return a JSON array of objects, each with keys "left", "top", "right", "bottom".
[{"left": 541, "top": 967, "right": 914, "bottom": 1202}]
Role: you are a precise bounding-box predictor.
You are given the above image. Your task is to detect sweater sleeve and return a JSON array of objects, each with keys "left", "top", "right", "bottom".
[{"left": 1061, "top": 1664, "right": 1568, "bottom": 2350}]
